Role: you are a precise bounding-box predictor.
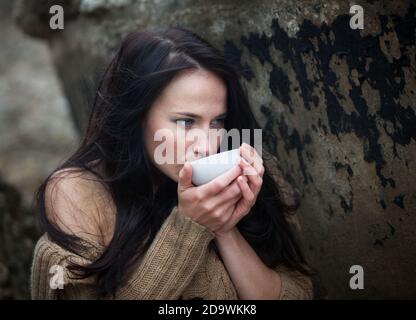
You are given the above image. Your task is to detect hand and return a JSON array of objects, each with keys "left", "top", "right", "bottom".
[
  {"left": 177, "top": 161, "right": 244, "bottom": 233},
  {"left": 214, "top": 143, "right": 264, "bottom": 237}
]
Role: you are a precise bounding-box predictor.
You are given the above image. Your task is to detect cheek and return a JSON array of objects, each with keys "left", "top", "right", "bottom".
[
  {"left": 144, "top": 122, "right": 182, "bottom": 181},
  {"left": 144, "top": 124, "right": 158, "bottom": 160},
  {"left": 209, "top": 129, "right": 226, "bottom": 153},
  {"left": 144, "top": 117, "right": 171, "bottom": 158},
  {"left": 216, "top": 130, "right": 224, "bottom": 149}
]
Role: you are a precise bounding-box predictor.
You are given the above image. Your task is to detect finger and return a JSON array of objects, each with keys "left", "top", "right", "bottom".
[
  {"left": 239, "top": 158, "right": 258, "bottom": 176},
  {"left": 241, "top": 143, "right": 263, "bottom": 164},
  {"left": 240, "top": 161, "right": 263, "bottom": 194},
  {"left": 240, "top": 143, "right": 263, "bottom": 174},
  {"left": 214, "top": 178, "right": 242, "bottom": 206},
  {"left": 240, "top": 155, "right": 264, "bottom": 178},
  {"left": 178, "top": 162, "right": 193, "bottom": 192},
  {"left": 240, "top": 175, "right": 248, "bottom": 183},
  {"left": 237, "top": 176, "right": 255, "bottom": 202},
  {"left": 225, "top": 191, "right": 249, "bottom": 223},
  {"left": 206, "top": 176, "right": 244, "bottom": 211},
  {"left": 241, "top": 143, "right": 263, "bottom": 173},
  {"left": 199, "top": 164, "right": 242, "bottom": 197},
  {"left": 247, "top": 172, "right": 263, "bottom": 195},
  {"left": 221, "top": 199, "right": 239, "bottom": 223}
]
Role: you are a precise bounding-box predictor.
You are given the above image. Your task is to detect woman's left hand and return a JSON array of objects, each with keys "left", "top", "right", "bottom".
[{"left": 214, "top": 143, "right": 264, "bottom": 237}]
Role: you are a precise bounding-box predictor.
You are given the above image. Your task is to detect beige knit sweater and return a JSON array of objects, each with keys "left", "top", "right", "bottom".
[{"left": 30, "top": 154, "right": 314, "bottom": 300}]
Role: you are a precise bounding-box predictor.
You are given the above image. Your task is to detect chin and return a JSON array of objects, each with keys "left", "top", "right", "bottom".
[{"left": 159, "top": 167, "right": 179, "bottom": 183}]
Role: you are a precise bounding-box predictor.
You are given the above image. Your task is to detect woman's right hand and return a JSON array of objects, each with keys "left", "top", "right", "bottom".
[{"left": 177, "top": 162, "right": 246, "bottom": 233}]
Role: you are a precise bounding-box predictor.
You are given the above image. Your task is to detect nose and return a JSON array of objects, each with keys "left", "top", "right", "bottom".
[
  {"left": 188, "top": 127, "right": 214, "bottom": 160},
  {"left": 193, "top": 134, "right": 210, "bottom": 158}
]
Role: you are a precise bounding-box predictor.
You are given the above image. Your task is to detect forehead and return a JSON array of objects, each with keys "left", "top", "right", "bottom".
[{"left": 152, "top": 68, "right": 227, "bottom": 115}]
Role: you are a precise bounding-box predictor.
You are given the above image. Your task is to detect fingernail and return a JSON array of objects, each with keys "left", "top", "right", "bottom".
[{"left": 241, "top": 157, "right": 250, "bottom": 165}]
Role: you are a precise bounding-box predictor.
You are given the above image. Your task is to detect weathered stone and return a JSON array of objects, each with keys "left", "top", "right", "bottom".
[
  {"left": 0, "top": 178, "right": 41, "bottom": 299},
  {"left": 12, "top": 0, "right": 416, "bottom": 298},
  {"left": 0, "top": 0, "right": 77, "bottom": 299}
]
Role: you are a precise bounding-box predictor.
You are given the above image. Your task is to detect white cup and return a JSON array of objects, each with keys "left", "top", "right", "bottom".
[{"left": 190, "top": 148, "right": 241, "bottom": 186}]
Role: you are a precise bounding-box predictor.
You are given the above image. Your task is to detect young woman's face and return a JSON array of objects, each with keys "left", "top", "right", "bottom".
[{"left": 143, "top": 68, "right": 227, "bottom": 182}]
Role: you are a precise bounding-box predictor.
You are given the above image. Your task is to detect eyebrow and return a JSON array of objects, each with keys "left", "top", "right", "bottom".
[{"left": 172, "top": 111, "right": 228, "bottom": 119}]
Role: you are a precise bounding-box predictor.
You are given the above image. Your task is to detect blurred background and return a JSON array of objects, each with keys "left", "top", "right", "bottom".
[{"left": 0, "top": 0, "right": 415, "bottom": 299}]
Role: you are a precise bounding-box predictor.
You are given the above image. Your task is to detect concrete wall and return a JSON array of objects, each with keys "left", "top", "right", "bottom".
[{"left": 14, "top": 0, "right": 416, "bottom": 298}]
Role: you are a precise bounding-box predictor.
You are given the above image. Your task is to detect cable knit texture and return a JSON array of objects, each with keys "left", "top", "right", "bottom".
[{"left": 30, "top": 153, "right": 313, "bottom": 300}]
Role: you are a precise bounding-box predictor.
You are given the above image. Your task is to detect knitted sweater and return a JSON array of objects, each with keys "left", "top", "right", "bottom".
[{"left": 30, "top": 154, "right": 313, "bottom": 300}]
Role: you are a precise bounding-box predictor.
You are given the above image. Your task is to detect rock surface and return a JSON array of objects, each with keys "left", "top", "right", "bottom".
[
  {"left": 0, "top": 0, "right": 78, "bottom": 299},
  {"left": 8, "top": 0, "right": 416, "bottom": 298}
]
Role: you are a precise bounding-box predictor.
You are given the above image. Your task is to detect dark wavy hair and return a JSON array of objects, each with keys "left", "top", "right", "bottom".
[{"left": 35, "top": 26, "right": 312, "bottom": 298}]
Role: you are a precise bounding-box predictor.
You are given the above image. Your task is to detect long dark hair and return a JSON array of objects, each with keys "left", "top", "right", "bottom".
[{"left": 35, "top": 26, "right": 312, "bottom": 298}]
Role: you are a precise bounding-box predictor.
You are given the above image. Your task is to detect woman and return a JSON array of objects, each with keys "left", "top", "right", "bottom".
[{"left": 31, "top": 27, "right": 314, "bottom": 299}]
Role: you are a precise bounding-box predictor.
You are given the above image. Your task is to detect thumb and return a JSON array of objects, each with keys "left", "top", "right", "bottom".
[{"left": 178, "top": 162, "right": 193, "bottom": 192}]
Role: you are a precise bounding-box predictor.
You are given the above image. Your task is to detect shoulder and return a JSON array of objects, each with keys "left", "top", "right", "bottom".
[
  {"left": 44, "top": 167, "right": 116, "bottom": 246},
  {"left": 30, "top": 233, "right": 101, "bottom": 299},
  {"left": 33, "top": 233, "right": 105, "bottom": 264}
]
